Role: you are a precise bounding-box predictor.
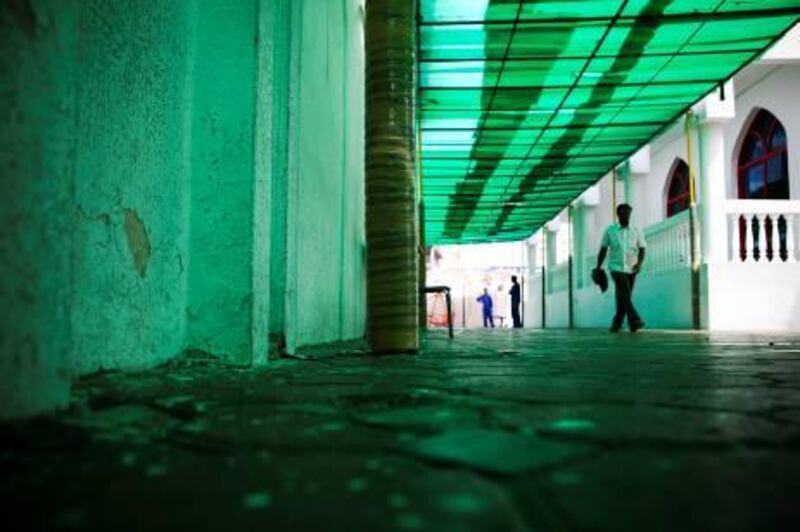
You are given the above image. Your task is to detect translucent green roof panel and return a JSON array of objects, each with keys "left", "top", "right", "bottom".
[{"left": 418, "top": 0, "right": 800, "bottom": 244}]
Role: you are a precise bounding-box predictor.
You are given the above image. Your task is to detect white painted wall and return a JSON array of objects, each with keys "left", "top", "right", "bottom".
[
  {"left": 579, "top": 62, "right": 800, "bottom": 242},
  {"left": 707, "top": 263, "right": 800, "bottom": 331},
  {"left": 527, "top": 272, "right": 545, "bottom": 328},
  {"left": 545, "top": 291, "right": 570, "bottom": 328},
  {"left": 724, "top": 64, "right": 800, "bottom": 200},
  {"left": 538, "top": 269, "right": 693, "bottom": 330},
  {"left": 534, "top": 30, "right": 800, "bottom": 332}
]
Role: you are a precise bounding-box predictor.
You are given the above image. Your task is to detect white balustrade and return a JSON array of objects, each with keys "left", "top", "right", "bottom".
[
  {"left": 768, "top": 214, "right": 778, "bottom": 261},
  {"left": 756, "top": 214, "right": 767, "bottom": 261},
  {"left": 640, "top": 210, "right": 691, "bottom": 275},
  {"left": 553, "top": 201, "right": 800, "bottom": 300},
  {"left": 744, "top": 214, "right": 754, "bottom": 262},
  {"left": 578, "top": 213, "right": 691, "bottom": 287},
  {"left": 729, "top": 215, "right": 742, "bottom": 262},
  {"left": 724, "top": 200, "right": 800, "bottom": 263},
  {"left": 786, "top": 216, "right": 797, "bottom": 261}
]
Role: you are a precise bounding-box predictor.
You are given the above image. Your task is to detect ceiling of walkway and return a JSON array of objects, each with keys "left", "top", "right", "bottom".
[{"left": 418, "top": 0, "right": 800, "bottom": 244}]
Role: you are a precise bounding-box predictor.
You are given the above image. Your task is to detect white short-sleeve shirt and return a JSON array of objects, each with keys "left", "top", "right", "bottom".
[{"left": 601, "top": 223, "right": 647, "bottom": 273}]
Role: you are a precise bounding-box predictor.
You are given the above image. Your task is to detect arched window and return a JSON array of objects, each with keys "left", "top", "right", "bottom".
[
  {"left": 736, "top": 109, "right": 791, "bottom": 261},
  {"left": 666, "top": 159, "right": 691, "bottom": 217},
  {"left": 737, "top": 109, "right": 789, "bottom": 199}
]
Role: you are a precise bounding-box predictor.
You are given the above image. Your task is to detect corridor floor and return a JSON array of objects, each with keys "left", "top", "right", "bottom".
[{"left": 3, "top": 329, "right": 800, "bottom": 531}]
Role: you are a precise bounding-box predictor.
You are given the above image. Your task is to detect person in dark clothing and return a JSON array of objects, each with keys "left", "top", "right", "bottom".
[
  {"left": 476, "top": 288, "right": 494, "bottom": 328},
  {"left": 595, "top": 203, "right": 647, "bottom": 333},
  {"left": 509, "top": 276, "right": 522, "bottom": 328}
]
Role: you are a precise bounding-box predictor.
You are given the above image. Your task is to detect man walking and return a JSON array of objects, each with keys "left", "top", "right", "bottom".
[
  {"left": 476, "top": 288, "right": 494, "bottom": 328},
  {"left": 509, "top": 276, "right": 522, "bottom": 328},
  {"left": 595, "top": 203, "right": 646, "bottom": 333}
]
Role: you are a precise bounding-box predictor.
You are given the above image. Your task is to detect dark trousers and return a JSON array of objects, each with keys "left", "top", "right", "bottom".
[
  {"left": 482, "top": 311, "right": 494, "bottom": 328},
  {"left": 611, "top": 272, "right": 642, "bottom": 330},
  {"left": 511, "top": 304, "right": 522, "bottom": 328}
]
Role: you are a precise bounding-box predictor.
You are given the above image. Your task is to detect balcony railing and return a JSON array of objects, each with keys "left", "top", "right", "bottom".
[
  {"left": 641, "top": 209, "right": 692, "bottom": 274},
  {"left": 724, "top": 200, "right": 800, "bottom": 263},
  {"left": 579, "top": 211, "right": 690, "bottom": 286},
  {"left": 554, "top": 201, "right": 799, "bottom": 297}
]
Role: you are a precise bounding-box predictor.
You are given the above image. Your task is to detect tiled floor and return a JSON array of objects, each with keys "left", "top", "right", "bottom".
[{"left": 3, "top": 329, "right": 800, "bottom": 531}]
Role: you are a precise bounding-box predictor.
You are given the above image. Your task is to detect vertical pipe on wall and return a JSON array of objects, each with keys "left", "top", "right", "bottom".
[
  {"left": 685, "top": 111, "right": 702, "bottom": 330},
  {"left": 365, "top": 0, "right": 419, "bottom": 353},
  {"left": 461, "top": 281, "right": 466, "bottom": 329},
  {"left": 520, "top": 274, "right": 525, "bottom": 327},
  {"left": 541, "top": 232, "right": 547, "bottom": 328},
  {"left": 567, "top": 205, "right": 574, "bottom": 328},
  {"left": 612, "top": 166, "right": 618, "bottom": 217},
  {"left": 414, "top": 2, "right": 427, "bottom": 331},
  {"left": 418, "top": 212, "right": 426, "bottom": 330}
]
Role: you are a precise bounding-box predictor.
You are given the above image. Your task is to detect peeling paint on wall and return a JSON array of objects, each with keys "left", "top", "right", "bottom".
[
  {"left": 123, "top": 208, "right": 151, "bottom": 278},
  {"left": 1, "top": 0, "right": 368, "bottom": 418},
  {"left": 70, "top": 0, "right": 192, "bottom": 376}
]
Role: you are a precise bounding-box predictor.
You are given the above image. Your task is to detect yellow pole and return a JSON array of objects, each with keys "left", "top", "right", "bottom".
[
  {"left": 567, "top": 204, "right": 574, "bottom": 328},
  {"left": 541, "top": 230, "right": 547, "bottom": 328},
  {"left": 686, "top": 114, "right": 697, "bottom": 206},
  {"left": 611, "top": 166, "right": 617, "bottom": 218},
  {"left": 685, "top": 111, "right": 701, "bottom": 329},
  {"left": 685, "top": 111, "right": 700, "bottom": 271}
]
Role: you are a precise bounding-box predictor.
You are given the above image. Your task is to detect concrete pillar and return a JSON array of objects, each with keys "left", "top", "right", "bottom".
[
  {"left": 699, "top": 119, "right": 730, "bottom": 264},
  {"left": 614, "top": 165, "right": 632, "bottom": 205},
  {"left": 526, "top": 238, "right": 541, "bottom": 271},
  {"left": 698, "top": 81, "right": 735, "bottom": 264},
  {"left": 186, "top": 0, "right": 267, "bottom": 366},
  {"left": 365, "top": 0, "right": 419, "bottom": 353},
  {"left": 572, "top": 204, "right": 586, "bottom": 288},
  {"left": 575, "top": 186, "right": 599, "bottom": 287},
  {"left": 625, "top": 145, "right": 650, "bottom": 205},
  {"left": 525, "top": 235, "right": 542, "bottom": 329},
  {"left": 623, "top": 170, "right": 632, "bottom": 204},
  {"left": 0, "top": 2, "right": 78, "bottom": 418},
  {"left": 545, "top": 221, "right": 560, "bottom": 268}
]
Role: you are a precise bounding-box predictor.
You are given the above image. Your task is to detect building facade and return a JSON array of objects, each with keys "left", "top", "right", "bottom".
[{"left": 528, "top": 25, "right": 800, "bottom": 332}]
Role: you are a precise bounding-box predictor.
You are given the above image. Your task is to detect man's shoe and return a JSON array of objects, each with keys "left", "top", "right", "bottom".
[
  {"left": 609, "top": 326, "right": 621, "bottom": 333},
  {"left": 630, "top": 321, "right": 645, "bottom": 332}
]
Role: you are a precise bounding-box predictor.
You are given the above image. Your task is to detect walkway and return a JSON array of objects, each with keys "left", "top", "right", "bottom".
[{"left": 3, "top": 330, "right": 800, "bottom": 531}]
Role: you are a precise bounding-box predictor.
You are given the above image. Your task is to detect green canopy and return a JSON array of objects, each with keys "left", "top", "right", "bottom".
[{"left": 418, "top": 0, "right": 800, "bottom": 244}]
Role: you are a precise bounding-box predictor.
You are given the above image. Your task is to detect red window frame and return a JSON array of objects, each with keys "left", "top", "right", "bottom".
[
  {"left": 666, "top": 160, "right": 691, "bottom": 218},
  {"left": 735, "top": 110, "right": 790, "bottom": 261},
  {"left": 737, "top": 110, "right": 789, "bottom": 200}
]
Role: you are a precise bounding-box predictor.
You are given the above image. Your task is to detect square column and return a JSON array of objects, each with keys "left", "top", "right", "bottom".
[
  {"left": 699, "top": 120, "right": 730, "bottom": 263},
  {"left": 698, "top": 81, "right": 735, "bottom": 264},
  {"left": 625, "top": 145, "right": 650, "bottom": 205},
  {"left": 545, "top": 220, "right": 561, "bottom": 268},
  {"left": 574, "top": 186, "right": 599, "bottom": 289}
]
